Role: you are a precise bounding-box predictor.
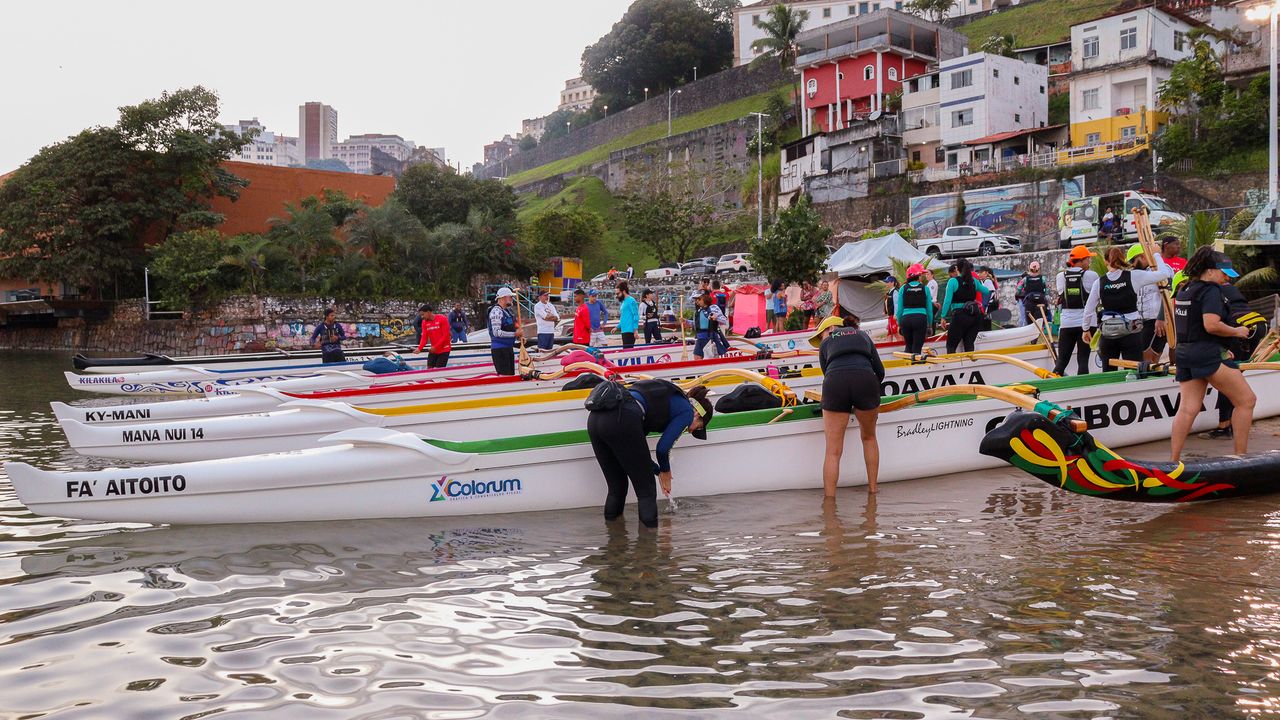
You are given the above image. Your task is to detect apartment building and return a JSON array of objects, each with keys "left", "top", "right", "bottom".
[
  {"left": 330, "top": 134, "right": 417, "bottom": 175},
  {"left": 937, "top": 52, "right": 1048, "bottom": 171},
  {"left": 559, "top": 77, "right": 598, "bottom": 112},
  {"left": 299, "top": 102, "right": 339, "bottom": 161},
  {"left": 901, "top": 71, "right": 942, "bottom": 169}
]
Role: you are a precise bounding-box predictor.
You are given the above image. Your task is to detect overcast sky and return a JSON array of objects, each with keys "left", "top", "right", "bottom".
[{"left": 0, "top": 0, "right": 634, "bottom": 173}]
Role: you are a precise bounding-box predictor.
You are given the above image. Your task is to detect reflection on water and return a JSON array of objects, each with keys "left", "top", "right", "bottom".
[{"left": 3, "top": 350, "right": 1280, "bottom": 717}]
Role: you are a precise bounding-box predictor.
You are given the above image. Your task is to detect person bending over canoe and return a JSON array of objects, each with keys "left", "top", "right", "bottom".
[
  {"left": 812, "top": 316, "right": 884, "bottom": 497},
  {"left": 586, "top": 379, "right": 713, "bottom": 528},
  {"left": 311, "top": 308, "right": 346, "bottom": 363},
  {"left": 488, "top": 287, "right": 519, "bottom": 376},
  {"left": 415, "top": 304, "right": 452, "bottom": 368},
  {"left": 1170, "top": 247, "right": 1257, "bottom": 461}
]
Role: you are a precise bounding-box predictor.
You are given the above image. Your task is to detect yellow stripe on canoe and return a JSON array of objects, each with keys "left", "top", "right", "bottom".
[{"left": 358, "top": 343, "right": 1047, "bottom": 417}]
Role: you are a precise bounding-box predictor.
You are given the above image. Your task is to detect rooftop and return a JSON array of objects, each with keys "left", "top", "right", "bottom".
[
  {"left": 795, "top": 8, "right": 968, "bottom": 66},
  {"left": 963, "top": 125, "right": 1067, "bottom": 146}
]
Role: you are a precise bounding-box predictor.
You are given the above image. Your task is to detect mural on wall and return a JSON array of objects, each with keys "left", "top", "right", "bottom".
[
  {"left": 909, "top": 177, "right": 1086, "bottom": 251},
  {"left": 200, "top": 316, "right": 421, "bottom": 351}
]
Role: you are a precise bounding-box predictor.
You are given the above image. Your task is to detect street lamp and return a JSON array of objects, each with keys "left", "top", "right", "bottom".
[
  {"left": 1246, "top": 1, "right": 1279, "bottom": 203},
  {"left": 667, "top": 89, "right": 682, "bottom": 137},
  {"left": 603, "top": 104, "right": 608, "bottom": 117},
  {"left": 566, "top": 120, "right": 571, "bottom": 136},
  {"left": 644, "top": 87, "right": 649, "bottom": 102},
  {"left": 693, "top": 66, "right": 698, "bottom": 82},
  {"left": 749, "top": 111, "right": 769, "bottom": 241}
]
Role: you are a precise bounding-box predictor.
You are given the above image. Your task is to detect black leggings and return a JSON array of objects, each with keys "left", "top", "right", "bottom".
[
  {"left": 946, "top": 312, "right": 981, "bottom": 353},
  {"left": 644, "top": 319, "right": 662, "bottom": 344},
  {"left": 427, "top": 352, "right": 449, "bottom": 368},
  {"left": 491, "top": 347, "right": 515, "bottom": 376},
  {"left": 1140, "top": 319, "right": 1167, "bottom": 356},
  {"left": 1098, "top": 332, "right": 1144, "bottom": 371},
  {"left": 1053, "top": 326, "right": 1091, "bottom": 376},
  {"left": 900, "top": 313, "right": 928, "bottom": 355},
  {"left": 621, "top": 332, "right": 636, "bottom": 349},
  {"left": 587, "top": 402, "right": 658, "bottom": 528}
]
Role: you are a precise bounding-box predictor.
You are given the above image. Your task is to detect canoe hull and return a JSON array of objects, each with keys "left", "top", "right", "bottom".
[{"left": 19, "top": 369, "right": 1280, "bottom": 524}]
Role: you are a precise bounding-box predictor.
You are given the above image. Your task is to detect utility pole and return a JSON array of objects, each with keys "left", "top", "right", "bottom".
[
  {"left": 749, "top": 112, "right": 769, "bottom": 240},
  {"left": 1246, "top": 1, "right": 1279, "bottom": 203},
  {"left": 668, "top": 89, "right": 682, "bottom": 137}
]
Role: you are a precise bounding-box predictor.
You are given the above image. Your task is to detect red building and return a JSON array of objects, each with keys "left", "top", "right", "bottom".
[{"left": 796, "top": 9, "right": 968, "bottom": 135}]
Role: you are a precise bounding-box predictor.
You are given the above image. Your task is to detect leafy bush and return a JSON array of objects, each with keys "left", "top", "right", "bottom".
[
  {"left": 149, "top": 229, "right": 241, "bottom": 309},
  {"left": 749, "top": 195, "right": 831, "bottom": 284}
]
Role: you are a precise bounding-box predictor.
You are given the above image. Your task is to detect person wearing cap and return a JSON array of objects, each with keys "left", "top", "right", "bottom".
[
  {"left": 571, "top": 288, "right": 593, "bottom": 346},
  {"left": 1016, "top": 261, "right": 1050, "bottom": 326},
  {"left": 415, "top": 304, "right": 453, "bottom": 368},
  {"left": 448, "top": 304, "right": 469, "bottom": 344},
  {"left": 586, "top": 288, "right": 609, "bottom": 347},
  {"left": 894, "top": 263, "right": 934, "bottom": 355},
  {"left": 615, "top": 280, "right": 639, "bottom": 348},
  {"left": 1160, "top": 236, "right": 1187, "bottom": 273},
  {"left": 533, "top": 290, "right": 560, "bottom": 351},
  {"left": 488, "top": 287, "right": 519, "bottom": 375},
  {"left": 1204, "top": 278, "right": 1269, "bottom": 440},
  {"left": 1052, "top": 246, "right": 1100, "bottom": 375},
  {"left": 812, "top": 315, "right": 883, "bottom": 497},
  {"left": 940, "top": 258, "right": 991, "bottom": 353},
  {"left": 1082, "top": 246, "right": 1170, "bottom": 372},
  {"left": 1125, "top": 244, "right": 1169, "bottom": 362},
  {"left": 1170, "top": 246, "right": 1257, "bottom": 460},
  {"left": 586, "top": 379, "right": 713, "bottom": 528}
]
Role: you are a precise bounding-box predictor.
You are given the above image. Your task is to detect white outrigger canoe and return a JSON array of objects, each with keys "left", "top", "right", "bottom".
[
  {"left": 62, "top": 324, "right": 1042, "bottom": 396},
  {"left": 58, "top": 347, "right": 1058, "bottom": 462},
  {"left": 16, "top": 367, "right": 1276, "bottom": 525},
  {"left": 52, "top": 343, "right": 1052, "bottom": 428}
]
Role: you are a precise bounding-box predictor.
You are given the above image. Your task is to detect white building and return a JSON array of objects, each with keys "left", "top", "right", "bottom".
[
  {"left": 330, "top": 134, "right": 417, "bottom": 175},
  {"left": 223, "top": 118, "right": 278, "bottom": 166},
  {"left": 275, "top": 136, "right": 303, "bottom": 167},
  {"left": 1065, "top": 5, "right": 1209, "bottom": 159},
  {"left": 521, "top": 116, "right": 548, "bottom": 141},
  {"left": 901, "top": 71, "right": 942, "bottom": 169},
  {"left": 938, "top": 52, "right": 1048, "bottom": 171},
  {"left": 559, "top": 77, "right": 598, "bottom": 112},
  {"left": 733, "top": 0, "right": 1016, "bottom": 65}
]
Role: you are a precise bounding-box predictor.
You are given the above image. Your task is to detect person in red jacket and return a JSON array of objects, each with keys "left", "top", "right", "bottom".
[
  {"left": 415, "top": 304, "right": 452, "bottom": 368},
  {"left": 572, "top": 287, "right": 593, "bottom": 346}
]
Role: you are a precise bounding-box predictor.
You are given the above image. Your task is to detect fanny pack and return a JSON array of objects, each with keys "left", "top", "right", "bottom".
[{"left": 1099, "top": 314, "right": 1141, "bottom": 340}]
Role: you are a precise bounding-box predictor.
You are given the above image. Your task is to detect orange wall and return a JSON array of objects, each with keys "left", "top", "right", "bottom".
[{"left": 211, "top": 161, "right": 396, "bottom": 236}]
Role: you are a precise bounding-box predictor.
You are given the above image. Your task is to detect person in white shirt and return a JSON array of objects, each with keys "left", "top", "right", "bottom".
[
  {"left": 1082, "top": 246, "right": 1171, "bottom": 371},
  {"left": 625, "top": 263, "right": 634, "bottom": 278},
  {"left": 1053, "top": 246, "right": 1101, "bottom": 376},
  {"left": 533, "top": 289, "right": 560, "bottom": 351}
]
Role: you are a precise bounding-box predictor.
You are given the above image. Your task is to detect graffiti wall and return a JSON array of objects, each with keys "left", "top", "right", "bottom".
[{"left": 909, "top": 177, "right": 1086, "bottom": 251}]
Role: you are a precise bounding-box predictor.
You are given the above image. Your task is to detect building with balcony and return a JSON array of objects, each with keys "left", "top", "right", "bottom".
[
  {"left": 330, "top": 134, "right": 417, "bottom": 175},
  {"left": 938, "top": 52, "right": 1049, "bottom": 171},
  {"left": 780, "top": 115, "right": 904, "bottom": 203},
  {"left": 1064, "top": 4, "right": 1212, "bottom": 164},
  {"left": 559, "top": 77, "right": 598, "bottom": 112},
  {"left": 794, "top": 8, "right": 968, "bottom": 136},
  {"left": 901, "top": 70, "right": 942, "bottom": 169},
  {"left": 733, "top": 0, "right": 1017, "bottom": 66},
  {"left": 521, "top": 116, "right": 548, "bottom": 141}
]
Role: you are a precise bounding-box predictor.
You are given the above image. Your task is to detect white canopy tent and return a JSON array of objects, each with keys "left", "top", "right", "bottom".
[{"left": 826, "top": 234, "right": 944, "bottom": 320}]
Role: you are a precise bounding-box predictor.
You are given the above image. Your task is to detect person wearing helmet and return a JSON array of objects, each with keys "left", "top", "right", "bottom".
[
  {"left": 812, "top": 315, "right": 884, "bottom": 498},
  {"left": 1053, "top": 246, "right": 1100, "bottom": 375},
  {"left": 1083, "top": 246, "right": 1170, "bottom": 371},
  {"left": 1016, "top": 261, "right": 1050, "bottom": 326},
  {"left": 895, "top": 263, "right": 934, "bottom": 355},
  {"left": 488, "top": 287, "right": 519, "bottom": 376}
]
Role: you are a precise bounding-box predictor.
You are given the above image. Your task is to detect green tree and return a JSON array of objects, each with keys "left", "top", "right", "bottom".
[
  {"left": 395, "top": 162, "right": 519, "bottom": 236},
  {"left": 905, "top": 0, "right": 953, "bottom": 22},
  {"left": 518, "top": 134, "right": 538, "bottom": 151},
  {"left": 749, "top": 195, "right": 830, "bottom": 283},
  {"left": 619, "top": 156, "right": 741, "bottom": 263},
  {"left": 220, "top": 234, "right": 276, "bottom": 296},
  {"left": 268, "top": 202, "right": 340, "bottom": 291},
  {"left": 979, "top": 33, "right": 1018, "bottom": 57},
  {"left": 1157, "top": 34, "right": 1267, "bottom": 169},
  {"left": 0, "top": 86, "right": 247, "bottom": 297},
  {"left": 149, "top": 229, "right": 241, "bottom": 309},
  {"left": 523, "top": 206, "right": 606, "bottom": 265},
  {"left": 344, "top": 200, "right": 431, "bottom": 296},
  {"left": 750, "top": 3, "right": 808, "bottom": 67},
  {"left": 581, "top": 0, "right": 734, "bottom": 111}
]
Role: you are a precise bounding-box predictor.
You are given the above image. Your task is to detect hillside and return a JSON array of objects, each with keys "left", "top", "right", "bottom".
[
  {"left": 507, "top": 86, "right": 790, "bottom": 187},
  {"left": 956, "top": 0, "right": 1124, "bottom": 48},
  {"left": 517, "top": 176, "right": 657, "bottom": 279}
]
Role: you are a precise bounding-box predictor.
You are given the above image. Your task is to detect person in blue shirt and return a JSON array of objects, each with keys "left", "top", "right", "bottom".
[
  {"left": 615, "top": 281, "right": 640, "bottom": 348},
  {"left": 692, "top": 292, "right": 731, "bottom": 358},
  {"left": 488, "top": 287, "right": 518, "bottom": 375},
  {"left": 586, "top": 379, "right": 713, "bottom": 528},
  {"left": 940, "top": 258, "right": 992, "bottom": 353},
  {"left": 361, "top": 352, "right": 411, "bottom": 375},
  {"left": 310, "top": 308, "right": 346, "bottom": 363},
  {"left": 448, "top": 304, "right": 469, "bottom": 343},
  {"left": 587, "top": 288, "right": 609, "bottom": 347},
  {"left": 894, "top": 263, "right": 934, "bottom": 355}
]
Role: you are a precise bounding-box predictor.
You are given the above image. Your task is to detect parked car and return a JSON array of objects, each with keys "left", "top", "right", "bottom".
[
  {"left": 715, "top": 253, "right": 753, "bottom": 273},
  {"left": 644, "top": 264, "right": 680, "bottom": 279},
  {"left": 679, "top": 257, "right": 718, "bottom": 276},
  {"left": 915, "top": 226, "right": 1021, "bottom": 258},
  {"left": 588, "top": 272, "right": 609, "bottom": 283}
]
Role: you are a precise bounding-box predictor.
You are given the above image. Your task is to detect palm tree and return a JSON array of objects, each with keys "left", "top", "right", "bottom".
[
  {"left": 268, "top": 202, "right": 340, "bottom": 292},
  {"left": 905, "top": 0, "right": 953, "bottom": 23},
  {"left": 344, "top": 199, "right": 429, "bottom": 259},
  {"left": 221, "top": 234, "right": 274, "bottom": 296},
  {"left": 979, "top": 33, "right": 1018, "bottom": 58},
  {"left": 750, "top": 4, "right": 809, "bottom": 68}
]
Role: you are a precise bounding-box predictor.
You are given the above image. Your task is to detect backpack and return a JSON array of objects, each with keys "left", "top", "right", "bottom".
[
  {"left": 562, "top": 373, "right": 605, "bottom": 391},
  {"left": 744, "top": 326, "right": 762, "bottom": 339},
  {"left": 583, "top": 378, "right": 628, "bottom": 411},
  {"left": 715, "top": 384, "right": 783, "bottom": 413}
]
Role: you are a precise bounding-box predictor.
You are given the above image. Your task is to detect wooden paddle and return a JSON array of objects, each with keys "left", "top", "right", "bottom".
[{"left": 1132, "top": 206, "right": 1177, "bottom": 349}]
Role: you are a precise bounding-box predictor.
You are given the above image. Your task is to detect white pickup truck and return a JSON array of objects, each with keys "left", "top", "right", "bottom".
[{"left": 915, "top": 226, "right": 1021, "bottom": 258}]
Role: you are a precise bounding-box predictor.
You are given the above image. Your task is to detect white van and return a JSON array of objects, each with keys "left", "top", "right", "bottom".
[{"left": 1059, "top": 191, "right": 1184, "bottom": 247}]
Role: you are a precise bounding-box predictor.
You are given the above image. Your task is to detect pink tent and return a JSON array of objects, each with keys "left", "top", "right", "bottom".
[{"left": 730, "top": 284, "right": 769, "bottom": 334}]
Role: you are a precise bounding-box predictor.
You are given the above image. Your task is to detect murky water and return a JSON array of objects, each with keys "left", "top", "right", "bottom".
[{"left": 3, "top": 351, "right": 1280, "bottom": 718}]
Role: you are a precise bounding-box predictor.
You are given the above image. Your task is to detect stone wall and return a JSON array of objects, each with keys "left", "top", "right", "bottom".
[{"left": 488, "top": 62, "right": 791, "bottom": 184}]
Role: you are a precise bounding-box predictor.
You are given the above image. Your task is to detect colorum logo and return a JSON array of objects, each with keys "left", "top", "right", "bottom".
[{"left": 430, "top": 476, "right": 522, "bottom": 502}]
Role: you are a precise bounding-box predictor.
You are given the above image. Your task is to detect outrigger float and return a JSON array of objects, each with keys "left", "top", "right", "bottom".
[
  {"left": 72, "top": 341, "right": 497, "bottom": 372},
  {"left": 62, "top": 325, "right": 1041, "bottom": 396},
  {"left": 13, "top": 366, "right": 1280, "bottom": 525},
  {"left": 58, "top": 348, "right": 1059, "bottom": 462}
]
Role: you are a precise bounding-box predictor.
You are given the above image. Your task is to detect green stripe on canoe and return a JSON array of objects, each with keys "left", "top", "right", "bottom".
[{"left": 425, "top": 371, "right": 1139, "bottom": 456}]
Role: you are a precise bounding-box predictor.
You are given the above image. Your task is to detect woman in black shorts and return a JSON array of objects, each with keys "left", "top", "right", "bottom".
[
  {"left": 1169, "top": 247, "right": 1256, "bottom": 461},
  {"left": 811, "top": 315, "right": 884, "bottom": 497}
]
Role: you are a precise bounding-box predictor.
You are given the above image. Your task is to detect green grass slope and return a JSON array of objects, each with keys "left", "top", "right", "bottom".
[
  {"left": 507, "top": 86, "right": 791, "bottom": 187},
  {"left": 517, "top": 176, "right": 657, "bottom": 279},
  {"left": 957, "top": 0, "right": 1123, "bottom": 48}
]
